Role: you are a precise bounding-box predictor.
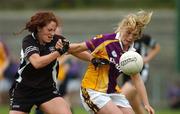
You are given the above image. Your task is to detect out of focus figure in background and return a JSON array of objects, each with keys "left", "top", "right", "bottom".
[
  {"left": 58, "top": 55, "right": 82, "bottom": 100},
  {"left": 167, "top": 80, "right": 180, "bottom": 109},
  {"left": 4, "top": 57, "right": 19, "bottom": 86},
  {"left": 0, "top": 37, "right": 10, "bottom": 105},
  {"left": 57, "top": 55, "right": 71, "bottom": 97},
  {"left": 121, "top": 34, "right": 160, "bottom": 114},
  {"left": 0, "top": 37, "right": 19, "bottom": 105},
  {"left": 58, "top": 55, "right": 83, "bottom": 114}
]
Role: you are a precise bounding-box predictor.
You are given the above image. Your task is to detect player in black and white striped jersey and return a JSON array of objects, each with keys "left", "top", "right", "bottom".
[
  {"left": 122, "top": 34, "right": 160, "bottom": 114},
  {"left": 9, "top": 11, "right": 71, "bottom": 114}
]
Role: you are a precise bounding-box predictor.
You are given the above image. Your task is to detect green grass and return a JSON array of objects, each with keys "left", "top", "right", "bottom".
[
  {"left": 156, "top": 109, "right": 180, "bottom": 114},
  {"left": 1, "top": 104, "right": 180, "bottom": 114}
]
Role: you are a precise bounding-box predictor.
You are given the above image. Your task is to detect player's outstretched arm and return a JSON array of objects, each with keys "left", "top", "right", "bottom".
[
  {"left": 72, "top": 51, "right": 93, "bottom": 62},
  {"left": 144, "top": 43, "right": 160, "bottom": 64},
  {"left": 68, "top": 42, "right": 88, "bottom": 53},
  {"left": 131, "top": 74, "right": 155, "bottom": 114},
  {"left": 68, "top": 41, "right": 93, "bottom": 61}
]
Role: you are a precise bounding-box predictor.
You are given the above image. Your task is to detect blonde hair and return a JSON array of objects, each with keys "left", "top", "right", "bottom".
[{"left": 115, "top": 10, "right": 153, "bottom": 36}]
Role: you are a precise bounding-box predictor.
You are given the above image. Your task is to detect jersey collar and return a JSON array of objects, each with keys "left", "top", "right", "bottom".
[
  {"left": 32, "top": 32, "right": 42, "bottom": 45},
  {"left": 32, "top": 32, "right": 37, "bottom": 40}
]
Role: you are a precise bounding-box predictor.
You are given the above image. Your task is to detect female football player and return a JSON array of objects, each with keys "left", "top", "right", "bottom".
[
  {"left": 68, "top": 10, "right": 155, "bottom": 114},
  {"left": 9, "top": 11, "right": 72, "bottom": 114}
]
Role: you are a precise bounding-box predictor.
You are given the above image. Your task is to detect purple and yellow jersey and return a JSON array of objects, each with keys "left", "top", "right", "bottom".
[{"left": 81, "top": 33, "right": 135, "bottom": 93}]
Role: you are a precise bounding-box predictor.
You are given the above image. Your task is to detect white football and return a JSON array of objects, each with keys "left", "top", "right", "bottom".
[{"left": 119, "top": 51, "right": 143, "bottom": 76}]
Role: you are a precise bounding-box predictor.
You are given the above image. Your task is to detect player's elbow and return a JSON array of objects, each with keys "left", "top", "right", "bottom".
[
  {"left": 31, "top": 61, "right": 43, "bottom": 69},
  {"left": 155, "top": 44, "right": 160, "bottom": 53}
]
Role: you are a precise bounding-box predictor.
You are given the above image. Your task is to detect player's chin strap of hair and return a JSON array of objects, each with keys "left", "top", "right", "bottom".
[{"left": 91, "top": 58, "right": 110, "bottom": 70}]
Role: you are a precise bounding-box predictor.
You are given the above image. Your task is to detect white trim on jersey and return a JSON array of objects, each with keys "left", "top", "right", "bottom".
[
  {"left": 32, "top": 32, "right": 36, "bottom": 40},
  {"left": 16, "top": 49, "right": 30, "bottom": 83},
  {"left": 52, "top": 61, "right": 58, "bottom": 87},
  {"left": 16, "top": 62, "right": 30, "bottom": 83}
]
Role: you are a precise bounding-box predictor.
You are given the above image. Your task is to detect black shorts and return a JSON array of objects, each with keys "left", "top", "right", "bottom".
[{"left": 9, "top": 81, "right": 61, "bottom": 113}]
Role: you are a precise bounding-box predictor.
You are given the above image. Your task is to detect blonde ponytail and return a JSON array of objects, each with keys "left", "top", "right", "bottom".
[{"left": 115, "top": 10, "right": 153, "bottom": 34}]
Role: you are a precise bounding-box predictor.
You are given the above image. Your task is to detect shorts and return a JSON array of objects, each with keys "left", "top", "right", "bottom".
[
  {"left": 80, "top": 87, "right": 131, "bottom": 114},
  {"left": 9, "top": 81, "right": 61, "bottom": 113}
]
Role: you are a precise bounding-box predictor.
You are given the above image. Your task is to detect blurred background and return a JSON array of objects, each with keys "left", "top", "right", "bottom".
[{"left": 0, "top": 0, "right": 179, "bottom": 114}]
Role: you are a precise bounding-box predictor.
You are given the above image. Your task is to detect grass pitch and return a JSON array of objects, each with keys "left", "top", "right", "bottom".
[{"left": 1, "top": 105, "right": 180, "bottom": 114}]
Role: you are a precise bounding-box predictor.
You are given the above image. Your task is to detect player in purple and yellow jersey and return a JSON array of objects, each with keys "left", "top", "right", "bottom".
[{"left": 68, "top": 10, "right": 155, "bottom": 114}]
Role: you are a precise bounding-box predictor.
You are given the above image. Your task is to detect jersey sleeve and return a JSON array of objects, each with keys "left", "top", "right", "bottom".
[
  {"left": 85, "top": 34, "right": 104, "bottom": 52},
  {"left": 22, "top": 38, "right": 39, "bottom": 59}
]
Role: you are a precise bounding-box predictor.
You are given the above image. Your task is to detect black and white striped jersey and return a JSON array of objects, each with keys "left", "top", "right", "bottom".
[
  {"left": 15, "top": 33, "right": 60, "bottom": 88},
  {"left": 134, "top": 34, "right": 157, "bottom": 58}
]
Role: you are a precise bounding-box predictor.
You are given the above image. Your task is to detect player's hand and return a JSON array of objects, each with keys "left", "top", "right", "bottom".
[
  {"left": 55, "top": 39, "right": 63, "bottom": 49},
  {"left": 144, "top": 104, "right": 155, "bottom": 114},
  {"left": 91, "top": 58, "right": 109, "bottom": 69},
  {"left": 55, "top": 35, "right": 70, "bottom": 55},
  {"left": 61, "top": 38, "right": 70, "bottom": 52}
]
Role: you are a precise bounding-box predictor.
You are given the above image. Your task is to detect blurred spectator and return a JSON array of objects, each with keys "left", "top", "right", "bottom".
[
  {"left": 58, "top": 55, "right": 83, "bottom": 114},
  {"left": 4, "top": 57, "right": 19, "bottom": 85},
  {"left": 0, "top": 37, "right": 10, "bottom": 104},
  {"left": 59, "top": 55, "right": 83, "bottom": 95},
  {"left": 57, "top": 55, "right": 71, "bottom": 96},
  {"left": 167, "top": 80, "right": 180, "bottom": 109},
  {"left": 0, "top": 37, "right": 19, "bottom": 105}
]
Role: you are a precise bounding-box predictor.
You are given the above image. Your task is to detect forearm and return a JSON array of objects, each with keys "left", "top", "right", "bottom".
[
  {"left": 72, "top": 51, "right": 93, "bottom": 62},
  {"left": 131, "top": 74, "right": 150, "bottom": 106},
  {"left": 68, "top": 42, "right": 88, "bottom": 53},
  {"left": 144, "top": 44, "right": 160, "bottom": 63},
  {"left": 29, "top": 51, "right": 60, "bottom": 69}
]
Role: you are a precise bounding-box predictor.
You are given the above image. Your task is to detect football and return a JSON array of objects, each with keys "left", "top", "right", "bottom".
[{"left": 119, "top": 51, "right": 143, "bottom": 76}]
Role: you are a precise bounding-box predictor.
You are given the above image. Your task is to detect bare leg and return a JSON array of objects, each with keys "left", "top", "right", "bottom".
[
  {"left": 130, "top": 94, "right": 145, "bottom": 114},
  {"left": 96, "top": 100, "right": 123, "bottom": 114},
  {"left": 121, "top": 82, "right": 137, "bottom": 101},
  {"left": 40, "top": 97, "right": 72, "bottom": 114},
  {"left": 118, "top": 106, "right": 135, "bottom": 114},
  {"left": 9, "top": 111, "right": 28, "bottom": 114},
  {"left": 96, "top": 100, "right": 134, "bottom": 114},
  {"left": 122, "top": 82, "right": 145, "bottom": 114}
]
